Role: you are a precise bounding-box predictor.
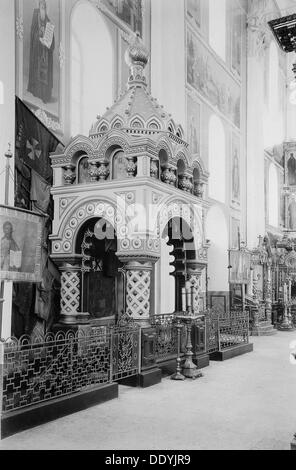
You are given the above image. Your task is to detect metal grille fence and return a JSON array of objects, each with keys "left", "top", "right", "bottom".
[
  {"left": 1, "top": 325, "right": 140, "bottom": 415},
  {"left": 151, "top": 314, "right": 181, "bottom": 362},
  {"left": 206, "top": 309, "right": 249, "bottom": 353}
]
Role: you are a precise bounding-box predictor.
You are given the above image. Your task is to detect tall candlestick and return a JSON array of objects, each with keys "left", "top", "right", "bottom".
[
  {"left": 191, "top": 286, "right": 195, "bottom": 312},
  {"left": 186, "top": 287, "right": 191, "bottom": 308},
  {"left": 182, "top": 287, "right": 186, "bottom": 312}
]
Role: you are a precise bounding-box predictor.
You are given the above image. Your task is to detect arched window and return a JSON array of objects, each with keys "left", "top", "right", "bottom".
[
  {"left": 208, "top": 115, "right": 226, "bottom": 203},
  {"left": 209, "top": 0, "right": 226, "bottom": 61},
  {"left": 112, "top": 150, "right": 129, "bottom": 180},
  {"left": 70, "top": 2, "right": 113, "bottom": 135},
  {"left": 268, "top": 163, "right": 279, "bottom": 227},
  {"left": 177, "top": 159, "right": 185, "bottom": 188},
  {"left": 77, "top": 156, "right": 90, "bottom": 184}
]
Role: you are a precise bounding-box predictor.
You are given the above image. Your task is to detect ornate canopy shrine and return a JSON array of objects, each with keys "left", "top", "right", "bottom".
[{"left": 49, "top": 33, "right": 209, "bottom": 333}]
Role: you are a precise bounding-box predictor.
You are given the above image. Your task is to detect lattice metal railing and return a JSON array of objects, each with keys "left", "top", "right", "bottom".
[
  {"left": 151, "top": 313, "right": 206, "bottom": 362},
  {"left": 205, "top": 310, "right": 219, "bottom": 354},
  {"left": 219, "top": 310, "right": 249, "bottom": 350},
  {"left": 1, "top": 324, "right": 141, "bottom": 415},
  {"left": 205, "top": 309, "right": 249, "bottom": 353},
  {"left": 151, "top": 314, "right": 181, "bottom": 362}
]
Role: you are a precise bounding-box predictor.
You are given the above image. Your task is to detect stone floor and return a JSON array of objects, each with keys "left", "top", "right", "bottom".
[{"left": 1, "top": 331, "right": 296, "bottom": 450}]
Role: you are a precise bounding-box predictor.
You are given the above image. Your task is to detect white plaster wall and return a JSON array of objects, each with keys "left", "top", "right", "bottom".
[
  {"left": 0, "top": 0, "right": 15, "bottom": 338},
  {"left": 70, "top": 1, "right": 115, "bottom": 136},
  {"left": 246, "top": 46, "right": 265, "bottom": 248},
  {"left": 150, "top": 0, "right": 186, "bottom": 129},
  {"left": 205, "top": 205, "right": 229, "bottom": 291},
  {"left": 286, "top": 52, "right": 296, "bottom": 141}
]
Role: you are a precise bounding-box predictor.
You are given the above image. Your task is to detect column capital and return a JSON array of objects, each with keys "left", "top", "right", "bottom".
[
  {"left": 116, "top": 252, "right": 160, "bottom": 265},
  {"left": 50, "top": 254, "right": 83, "bottom": 269}
]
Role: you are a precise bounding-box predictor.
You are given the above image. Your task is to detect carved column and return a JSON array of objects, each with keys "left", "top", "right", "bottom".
[
  {"left": 161, "top": 165, "right": 177, "bottom": 186},
  {"left": 252, "top": 273, "right": 260, "bottom": 329},
  {"left": 123, "top": 259, "right": 153, "bottom": 326},
  {"left": 63, "top": 164, "right": 76, "bottom": 185},
  {"left": 55, "top": 256, "right": 90, "bottom": 325},
  {"left": 264, "top": 261, "right": 272, "bottom": 323},
  {"left": 97, "top": 161, "right": 109, "bottom": 181},
  {"left": 126, "top": 156, "right": 137, "bottom": 177},
  {"left": 187, "top": 263, "right": 204, "bottom": 314},
  {"left": 88, "top": 162, "right": 99, "bottom": 182},
  {"left": 150, "top": 158, "right": 159, "bottom": 179}
]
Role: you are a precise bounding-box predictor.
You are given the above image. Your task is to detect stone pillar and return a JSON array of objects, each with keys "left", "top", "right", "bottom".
[
  {"left": 124, "top": 259, "right": 153, "bottom": 326},
  {"left": 55, "top": 256, "right": 90, "bottom": 325}
]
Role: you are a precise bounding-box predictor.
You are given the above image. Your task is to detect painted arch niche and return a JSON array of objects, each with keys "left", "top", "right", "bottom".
[
  {"left": 208, "top": 115, "right": 226, "bottom": 203},
  {"left": 205, "top": 205, "right": 228, "bottom": 292},
  {"left": 70, "top": 2, "right": 114, "bottom": 136}
]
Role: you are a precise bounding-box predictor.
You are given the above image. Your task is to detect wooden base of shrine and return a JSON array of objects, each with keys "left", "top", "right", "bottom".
[
  {"left": 192, "top": 353, "right": 210, "bottom": 369},
  {"left": 251, "top": 321, "right": 277, "bottom": 336},
  {"left": 118, "top": 367, "right": 162, "bottom": 388},
  {"left": 209, "top": 343, "right": 253, "bottom": 361},
  {"left": 0, "top": 383, "right": 118, "bottom": 439}
]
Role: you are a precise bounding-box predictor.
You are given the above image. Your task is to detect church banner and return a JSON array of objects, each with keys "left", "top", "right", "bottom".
[
  {"left": 0, "top": 205, "right": 44, "bottom": 283},
  {"left": 229, "top": 249, "right": 251, "bottom": 285},
  {"left": 15, "top": 96, "right": 60, "bottom": 183}
]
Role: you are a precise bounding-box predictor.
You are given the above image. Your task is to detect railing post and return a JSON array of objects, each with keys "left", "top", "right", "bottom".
[
  {"left": 109, "top": 326, "right": 114, "bottom": 384},
  {"left": 138, "top": 326, "right": 142, "bottom": 374},
  {"left": 217, "top": 315, "right": 221, "bottom": 352}
]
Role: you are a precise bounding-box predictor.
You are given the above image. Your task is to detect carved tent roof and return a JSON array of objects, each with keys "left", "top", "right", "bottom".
[{"left": 89, "top": 32, "right": 184, "bottom": 138}]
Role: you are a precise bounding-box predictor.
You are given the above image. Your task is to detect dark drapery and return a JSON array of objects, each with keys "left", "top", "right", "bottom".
[{"left": 14, "top": 96, "right": 63, "bottom": 338}]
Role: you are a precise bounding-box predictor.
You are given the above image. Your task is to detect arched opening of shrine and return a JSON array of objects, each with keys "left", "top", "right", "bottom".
[
  {"left": 75, "top": 217, "right": 124, "bottom": 323},
  {"left": 154, "top": 216, "right": 204, "bottom": 315}
]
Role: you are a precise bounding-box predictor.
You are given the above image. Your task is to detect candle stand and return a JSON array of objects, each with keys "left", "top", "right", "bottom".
[
  {"left": 177, "top": 312, "right": 203, "bottom": 379},
  {"left": 278, "top": 301, "right": 295, "bottom": 331},
  {"left": 171, "top": 317, "right": 185, "bottom": 381}
]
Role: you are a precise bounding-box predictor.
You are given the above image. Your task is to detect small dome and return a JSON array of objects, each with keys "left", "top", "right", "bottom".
[{"left": 125, "top": 32, "right": 149, "bottom": 69}]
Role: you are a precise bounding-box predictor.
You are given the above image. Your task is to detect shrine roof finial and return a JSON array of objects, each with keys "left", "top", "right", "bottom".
[{"left": 125, "top": 31, "right": 149, "bottom": 89}]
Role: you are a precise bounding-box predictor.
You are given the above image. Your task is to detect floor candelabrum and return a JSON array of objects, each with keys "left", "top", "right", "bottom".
[{"left": 174, "top": 284, "right": 203, "bottom": 380}]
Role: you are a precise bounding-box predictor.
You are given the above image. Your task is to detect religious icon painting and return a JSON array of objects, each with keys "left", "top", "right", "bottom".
[
  {"left": 186, "top": 28, "right": 241, "bottom": 129},
  {"left": 0, "top": 205, "right": 43, "bottom": 282},
  {"left": 103, "top": 0, "right": 143, "bottom": 36},
  {"left": 229, "top": 249, "right": 251, "bottom": 285},
  {"left": 230, "top": 4, "right": 243, "bottom": 77},
  {"left": 187, "top": 94, "right": 200, "bottom": 156},
  {"left": 231, "top": 132, "right": 240, "bottom": 205},
  {"left": 231, "top": 217, "right": 240, "bottom": 250},
  {"left": 186, "top": 0, "right": 201, "bottom": 29},
  {"left": 16, "top": 0, "right": 62, "bottom": 125}
]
